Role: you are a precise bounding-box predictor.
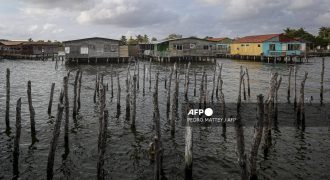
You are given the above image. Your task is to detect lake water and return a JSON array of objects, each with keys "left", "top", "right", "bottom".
[{"left": 0, "top": 58, "right": 329, "bottom": 179}]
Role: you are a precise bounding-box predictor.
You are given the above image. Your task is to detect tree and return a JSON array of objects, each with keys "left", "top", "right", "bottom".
[
  {"left": 143, "top": 34, "right": 149, "bottom": 43},
  {"left": 120, "top": 35, "right": 127, "bottom": 45},
  {"left": 151, "top": 37, "right": 157, "bottom": 41},
  {"left": 127, "top": 36, "right": 137, "bottom": 45},
  {"left": 28, "top": 38, "right": 33, "bottom": 42},
  {"left": 166, "top": 33, "right": 182, "bottom": 40},
  {"left": 136, "top": 34, "right": 144, "bottom": 43}
]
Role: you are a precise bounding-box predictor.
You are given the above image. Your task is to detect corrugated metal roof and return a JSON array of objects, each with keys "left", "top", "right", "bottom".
[
  {"left": 233, "top": 34, "right": 280, "bottom": 43},
  {"left": 63, "top": 37, "right": 120, "bottom": 43},
  {"left": 0, "top": 41, "right": 25, "bottom": 46},
  {"left": 207, "top": 37, "right": 228, "bottom": 42}
]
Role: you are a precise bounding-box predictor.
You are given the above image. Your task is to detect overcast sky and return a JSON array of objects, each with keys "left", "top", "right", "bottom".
[{"left": 0, "top": 0, "right": 329, "bottom": 41}]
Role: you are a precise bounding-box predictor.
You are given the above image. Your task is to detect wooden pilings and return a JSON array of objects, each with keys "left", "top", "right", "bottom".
[
  {"left": 296, "top": 72, "right": 308, "bottom": 129},
  {"left": 287, "top": 67, "right": 292, "bottom": 103},
  {"left": 97, "top": 84, "right": 108, "bottom": 180},
  {"left": 27, "top": 81, "right": 37, "bottom": 144},
  {"left": 77, "top": 71, "right": 83, "bottom": 112},
  {"left": 171, "top": 64, "right": 178, "bottom": 136},
  {"left": 320, "top": 58, "right": 324, "bottom": 105},
  {"left": 234, "top": 66, "right": 248, "bottom": 180},
  {"left": 47, "top": 91, "right": 64, "bottom": 180},
  {"left": 153, "top": 71, "right": 162, "bottom": 180},
  {"left": 167, "top": 67, "right": 173, "bottom": 117},
  {"left": 184, "top": 124, "right": 193, "bottom": 180},
  {"left": 193, "top": 69, "right": 196, "bottom": 97},
  {"left": 73, "top": 71, "right": 80, "bottom": 119},
  {"left": 249, "top": 94, "right": 264, "bottom": 180},
  {"left": 116, "top": 73, "right": 121, "bottom": 116},
  {"left": 263, "top": 72, "right": 278, "bottom": 156},
  {"left": 130, "top": 75, "right": 137, "bottom": 129},
  {"left": 211, "top": 66, "right": 216, "bottom": 101},
  {"left": 274, "top": 76, "right": 282, "bottom": 128},
  {"left": 13, "top": 98, "right": 22, "bottom": 179},
  {"left": 111, "top": 66, "right": 114, "bottom": 98},
  {"left": 143, "top": 64, "right": 146, "bottom": 95},
  {"left": 184, "top": 62, "right": 191, "bottom": 100},
  {"left": 6, "top": 68, "right": 11, "bottom": 134},
  {"left": 63, "top": 76, "right": 70, "bottom": 156},
  {"left": 246, "top": 68, "right": 251, "bottom": 98},
  {"left": 293, "top": 66, "right": 297, "bottom": 109},
  {"left": 48, "top": 83, "right": 55, "bottom": 118}
]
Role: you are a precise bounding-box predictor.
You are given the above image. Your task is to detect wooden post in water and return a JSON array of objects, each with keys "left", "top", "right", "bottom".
[
  {"left": 211, "top": 66, "right": 216, "bottom": 101},
  {"left": 137, "top": 62, "right": 140, "bottom": 90},
  {"left": 246, "top": 67, "right": 250, "bottom": 98},
  {"left": 204, "top": 74, "right": 208, "bottom": 106},
  {"left": 199, "top": 68, "right": 205, "bottom": 108},
  {"left": 48, "top": 83, "right": 55, "bottom": 118},
  {"left": 63, "top": 76, "right": 70, "bottom": 155},
  {"left": 235, "top": 67, "right": 248, "bottom": 180},
  {"left": 193, "top": 69, "right": 197, "bottom": 97},
  {"left": 5, "top": 68, "right": 11, "bottom": 134},
  {"left": 13, "top": 98, "right": 22, "bottom": 179},
  {"left": 97, "top": 84, "right": 108, "bottom": 180},
  {"left": 171, "top": 64, "right": 178, "bottom": 136},
  {"left": 249, "top": 94, "right": 264, "bottom": 180},
  {"left": 117, "top": 73, "right": 121, "bottom": 111},
  {"left": 216, "top": 64, "right": 223, "bottom": 99},
  {"left": 94, "top": 74, "right": 98, "bottom": 103},
  {"left": 153, "top": 72, "right": 162, "bottom": 180},
  {"left": 149, "top": 59, "right": 152, "bottom": 90},
  {"left": 130, "top": 75, "right": 137, "bottom": 129},
  {"left": 287, "top": 67, "right": 292, "bottom": 103},
  {"left": 111, "top": 66, "right": 114, "bottom": 98},
  {"left": 167, "top": 67, "right": 173, "bottom": 117},
  {"left": 294, "top": 66, "right": 297, "bottom": 109},
  {"left": 184, "top": 124, "right": 193, "bottom": 180},
  {"left": 243, "top": 73, "right": 247, "bottom": 100},
  {"left": 143, "top": 64, "right": 146, "bottom": 95},
  {"left": 320, "top": 58, "right": 324, "bottom": 105},
  {"left": 219, "top": 78, "right": 226, "bottom": 137},
  {"left": 47, "top": 91, "right": 64, "bottom": 180},
  {"left": 184, "top": 62, "right": 191, "bottom": 100},
  {"left": 263, "top": 73, "right": 278, "bottom": 156},
  {"left": 77, "top": 71, "right": 82, "bottom": 112},
  {"left": 27, "top": 81, "right": 37, "bottom": 144},
  {"left": 296, "top": 72, "right": 308, "bottom": 129},
  {"left": 274, "top": 76, "right": 282, "bottom": 128},
  {"left": 73, "top": 70, "right": 79, "bottom": 119}
]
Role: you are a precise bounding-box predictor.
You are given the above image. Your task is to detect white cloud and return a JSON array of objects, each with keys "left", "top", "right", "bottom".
[
  {"left": 315, "top": 11, "right": 330, "bottom": 26},
  {"left": 77, "top": 0, "right": 177, "bottom": 27},
  {"left": 28, "top": 25, "right": 38, "bottom": 32}
]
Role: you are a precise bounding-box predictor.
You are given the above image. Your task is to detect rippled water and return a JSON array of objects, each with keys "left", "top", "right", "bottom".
[{"left": 0, "top": 58, "right": 329, "bottom": 179}]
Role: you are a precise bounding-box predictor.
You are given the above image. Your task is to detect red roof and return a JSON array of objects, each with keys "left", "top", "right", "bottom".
[
  {"left": 233, "top": 34, "right": 280, "bottom": 43},
  {"left": 207, "top": 37, "right": 228, "bottom": 42}
]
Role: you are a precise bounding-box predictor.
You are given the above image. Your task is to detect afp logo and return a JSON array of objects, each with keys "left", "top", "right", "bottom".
[{"left": 187, "top": 108, "right": 213, "bottom": 117}]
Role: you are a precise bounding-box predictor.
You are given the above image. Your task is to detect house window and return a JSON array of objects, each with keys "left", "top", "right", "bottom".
[
  {"left": 269, "top": 44, "right": 276, "bottom": 51},
  {"left": 203, "top": 45, "right": 209, "bottom": 50},
  {"left": 258, "top": 44, "right": 260, "bottom": 47},
  {"left": 80, "top": 46, "right": 88, "bottom": 54},
  {"left": 65, "top": 47, "right": 70, "bottom": 54},
  {"left": 174, "top": 44, "right": 182, "bottom": 50},
  {"left": 246, "top": 44, "right": 249, "bottom": 46},
  {"left": 288, "top": 44, "right": 301, "bottom": 50},
  {"left": 241, "top": 44, "right": 244, "bottom": 47},
  {"left": 190, "top": 43, "right": 196, "bottom": 49}
]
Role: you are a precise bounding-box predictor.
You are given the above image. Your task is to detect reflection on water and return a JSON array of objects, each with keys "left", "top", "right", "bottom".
[{"left": 0, "top": 58, "right": 329, "bottom": 179}]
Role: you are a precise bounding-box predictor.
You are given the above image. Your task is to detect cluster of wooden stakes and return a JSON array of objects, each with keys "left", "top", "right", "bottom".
[{"left": 2, "top": 58, "right": 326, "bottom": 180}]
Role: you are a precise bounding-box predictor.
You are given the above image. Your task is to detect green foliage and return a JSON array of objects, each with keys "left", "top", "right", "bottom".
[
  {"left": 283, "top": 27, "right": 330, "bottom": 46},
  {"left": 151, "top": 37, "right": 157, "bottom": 41},
  {"left": 166, "top": 33, "right": 182, "bottom": 40},
  {"left": 120, "top": 35, "right": 127, "bottom": 45}
]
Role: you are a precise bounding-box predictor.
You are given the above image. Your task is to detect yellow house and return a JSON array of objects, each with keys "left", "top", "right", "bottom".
[{"left": 230, "top": 34, "right": 280, "bottom": 56}]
